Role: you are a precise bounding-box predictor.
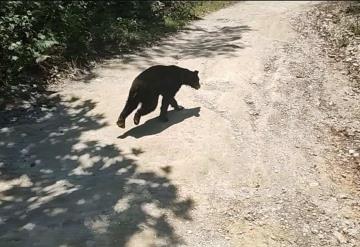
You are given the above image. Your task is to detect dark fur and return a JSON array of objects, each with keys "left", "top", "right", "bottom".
[{"left": 117, "top": 65, "right": 200, "bottom": 128}]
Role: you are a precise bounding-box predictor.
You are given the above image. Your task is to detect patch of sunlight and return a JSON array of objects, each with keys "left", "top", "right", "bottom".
[
  {"left": 6, "top": 142, "right": 15, "bottom": 148},
  {"left": 116, "top": 167, "right": 128, "bottom": 175},
  {"left": 126, "top": 228, "right": 163, "bottom": 247},
  {"left": 28, "top": 180, "right": 79, "bottom": 211},
  {"left": 0, "top": 127, "right": 14, "bottom": 133},
  {"left": 101, "top": 157, "right": 123, "bottom": 170},
  {"left": 92, "top": 194, "right": 101, "bottom": 201},
  {"left": 113, "top": 196, "right": 132, "bottom": 213},
  {"left": 44, "top": 207, "right": 68, "bottom": 216},
  {"left": 0, "top": 174, "right": 33, "bottom": 193},
  {"left": 20, "top": 144, "right": 35, "bottom": 155},
  {"left": 0, "top": 217, "right": 6, "bottom": 225},
  {"left": 70, "top": 167, "right": 92, "bottom": 176},
  {"left": 84, "top": 215, "right": 110, "bottom": 234},
  {"left": 49, "top": 132, "right": 65, "bottom": 137},
  {"left": 39, "top": 169, "right": 53, "bottom": 174},
  {"left": 141, "top": 203, "right": 162, "bottom": 218},
  {"left": 0, "top": 195, "right": 16, "bottom": 203},
  {"left": 72, "top": 142, "right": 88, "bottom": 151},
  {"left": 21, "top": 222, "right": 36, "bottom": 231},
  {"left": 127, "top": 178, "right": 147, "bottom": 185},
  {"left": 27, "top": 196, "right": 38, "bottom": 202},
  {"left": 50, "top": 138, "right": 61, "bottom": 145},
  {"left": 76, "top": 199, "right": 86, "bottom": 205},
  {"left": 37, "top": 112, "right": 54, "bottom": 122},
  {"left": 161, "top": 182, "right": 170, "bottom": 188},
  {"left": 150, "top": 183, "right": 160, "bottom": 188},
  {"left": 63, "top": 154, "right": 78, "bottom": 161},
  {"left": 69, "top": 153, "right": 102, "bottom": 175},
  {"left": 79, "top": 153, "right": 101, "bottom": 167}
]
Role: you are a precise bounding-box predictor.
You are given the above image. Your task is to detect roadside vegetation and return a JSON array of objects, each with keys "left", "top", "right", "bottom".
[
  {"left": 302, "top": 1, "right": 360, "bottom": 86},
  {"left": 296, "top": 1, "right": 360, "bottom": 186},
  {"left": 0, "top": 1, "right": 233, "bottom": 108}
]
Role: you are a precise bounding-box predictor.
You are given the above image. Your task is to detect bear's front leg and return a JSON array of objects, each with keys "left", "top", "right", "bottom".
[
  {"left": 170, "top": 98, "right": 184, "bottom": 111},
  {"left": 160, "top": 96, "right": 170, "bottom": 122}
]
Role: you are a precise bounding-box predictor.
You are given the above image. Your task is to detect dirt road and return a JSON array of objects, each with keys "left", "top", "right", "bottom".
[{"left": 1, "top": 1, "right": 359, "bottom": 246}]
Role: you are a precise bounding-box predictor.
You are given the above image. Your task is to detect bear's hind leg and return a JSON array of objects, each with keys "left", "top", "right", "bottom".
[
  {"left": 117, "top": 97, "right": 139, "bottom": 128},
  {"left": 134, "top": 97, "right": 158, "bottom": 125}
]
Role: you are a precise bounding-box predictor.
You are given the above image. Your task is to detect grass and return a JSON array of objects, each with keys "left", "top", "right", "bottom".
[{"left": 192, "top": 1, "right": 235, "bottom": 17}]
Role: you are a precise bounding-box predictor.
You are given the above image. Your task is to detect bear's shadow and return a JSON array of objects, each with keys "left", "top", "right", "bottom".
[{"left": 118, "top": 107, "right": 201, "bottom": 139}]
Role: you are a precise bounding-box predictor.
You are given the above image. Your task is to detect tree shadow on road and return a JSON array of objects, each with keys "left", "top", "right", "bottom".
[
  {"left": 0, "top": 95, "right": 193, "bottom": 247},
  {"left": 118, "top": 107, "right": 201, "bottom": 139},
  {"left": 100, "top": 24, "right": 252, "bottom": 72}
]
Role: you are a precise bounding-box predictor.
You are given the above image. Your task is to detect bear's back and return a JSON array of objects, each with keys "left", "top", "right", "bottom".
[
  {"left": 136, "top": 65, "right": 182, "bottom": 81},
  {"left": 132, "top": 65, "right": 184, "bottom": 92}
]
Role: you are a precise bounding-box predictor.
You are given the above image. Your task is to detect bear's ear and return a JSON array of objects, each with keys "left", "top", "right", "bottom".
[{"left": 194, "top": 70, "right": 199, "bottom": 75}]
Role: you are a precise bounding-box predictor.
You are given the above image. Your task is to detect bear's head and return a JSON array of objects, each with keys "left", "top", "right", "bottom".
[{"left": 183, "top": 70, "right": 200, "bottom": 90}]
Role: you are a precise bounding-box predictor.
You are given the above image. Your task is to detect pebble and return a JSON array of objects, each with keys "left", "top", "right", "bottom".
[
  {"left": 310, "top": 181, "right": 319, "bottom": 187},
  {"left": 338, "top": 193, "right": 350, "bottom": 199},
  {"left": 333, "top": 231, "right": 347, "bottom": 244}
]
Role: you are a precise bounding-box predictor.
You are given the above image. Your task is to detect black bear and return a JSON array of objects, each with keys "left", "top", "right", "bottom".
[{"left": 117, "top": 65, "right": 200, "bottom": 128}]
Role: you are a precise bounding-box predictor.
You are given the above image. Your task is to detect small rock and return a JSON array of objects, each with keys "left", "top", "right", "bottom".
[
  {"left": 270, "top": 235, "right": 277, "bottom": 240},
  {"left": 333, "top": 231, "right": 347, "bottom": 244},
  {"left": 310, "top": 181, "right": 319, "bottom": 187},
  {"left": 311, "top": 228, "right": 319, "bottom": 234},
  {"left": 245, "top": 98, "right": 254, "bottom": 105},
  {"left": 338, "top": 193, "right": 350, "bottom": 199}
]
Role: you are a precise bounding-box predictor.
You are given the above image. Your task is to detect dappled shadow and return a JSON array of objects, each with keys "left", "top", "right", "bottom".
[
  {"left": 164, "top": 25, "right": 251, "bottom": 58},
  {"left": 118, "top": 107, "right": 201, "bottom": 139},
  {"left": 100, "top": 23, "right": 252, "bottom": 72},
  {"left": 0, "top": 95, "right": 193, "bottom": 246}
]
